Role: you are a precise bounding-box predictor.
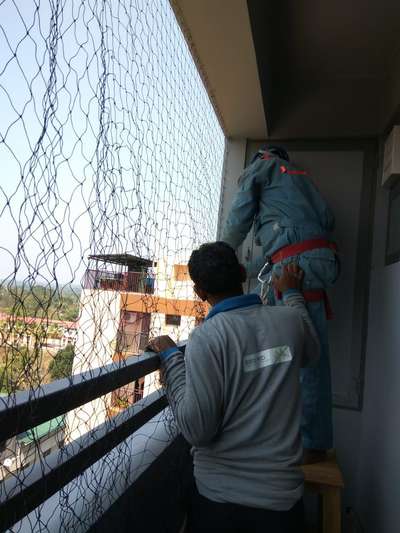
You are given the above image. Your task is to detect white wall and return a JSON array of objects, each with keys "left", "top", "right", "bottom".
[
  {"left": 65, "top": 289, "right": 121, "bottom": 443},
  {"left": 145, "top": 312, "right": 195, "bottom": 396},
  {"left": 154, "top": 260, "right": 194, "bottom": 301},
  {"left": 217, "top": 138, "right": 246, "bottom": 239},
  {"left": 325, "top": 139, "right": 400, "bottom": 533},
  {"left": 355, "top": 262, "right": 400, "bottom": 532},
  {"left": 146, "top": 265, "right": 198, "bottom": 396},
  {"left": 338, "top": 157, "right": 400, "bottom": 532},
  {"left": 73, "top": 289, "right": 122, "bottom": 373},
  {"left": 150, "top": 312, "right": 195, "bottom": 342}
]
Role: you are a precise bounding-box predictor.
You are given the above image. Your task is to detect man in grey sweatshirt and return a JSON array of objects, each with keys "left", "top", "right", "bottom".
[{"left": 149, "top": 242, "right": 319, "bottom": 533}]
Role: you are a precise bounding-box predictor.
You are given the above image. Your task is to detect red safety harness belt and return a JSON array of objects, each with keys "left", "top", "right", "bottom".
[
  {"left": 272, "top": 238, "right": 338, "bottom": 320},
  {"left": 272, "top": 238, "right": 338, "bottom": 264},
  {"left": 301, "top": 289, "right": 334, "bottom": 320}
]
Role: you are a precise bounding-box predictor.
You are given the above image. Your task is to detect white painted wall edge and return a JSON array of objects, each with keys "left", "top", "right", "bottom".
[{"left": 216, "top": 138, "right": 246, "bottom": 261}]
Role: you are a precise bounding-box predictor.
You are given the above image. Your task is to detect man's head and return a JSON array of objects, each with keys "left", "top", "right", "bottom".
[
  {"left": 267, "top": 145, "right": 289, "bottom": 161},
  {"left": 188, "top": 242, "right": 246, "bottom": 303},
  {"left": 250, "top": 144, "right": 290, "bottom": 164}
]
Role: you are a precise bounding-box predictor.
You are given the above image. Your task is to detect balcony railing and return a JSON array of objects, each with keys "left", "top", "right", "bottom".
[
  {"left": 0, "top": 351, "right": 173, "bottom": 531},
  {"left": 83, "top": 270, "right": 155, "bottom": 294}
]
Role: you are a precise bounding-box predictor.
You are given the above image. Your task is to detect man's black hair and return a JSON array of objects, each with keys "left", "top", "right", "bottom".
[
  {"left": 188, "top": 241, "right": 243, "bottom": 294},
  {"left": 267, "top": 145, "right": 289, "bottom": 161},
  {"left": 250, "top": 144, "right": 290, "bottom": 164}
]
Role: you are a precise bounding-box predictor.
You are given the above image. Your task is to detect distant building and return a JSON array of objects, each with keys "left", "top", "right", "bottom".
[
  {"left": 0, "top": 415, "right": 64, "bottom": 482},
  {"left": 0, "top": 312, "right": 77, "bottom": 349},
  {"left": 65, "top": 254, "right": 207, "bottom": 442}
]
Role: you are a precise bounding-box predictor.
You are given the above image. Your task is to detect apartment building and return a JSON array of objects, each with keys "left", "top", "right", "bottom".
[{"left": 66, "top": 254, "right": 206, "bottom": 441}]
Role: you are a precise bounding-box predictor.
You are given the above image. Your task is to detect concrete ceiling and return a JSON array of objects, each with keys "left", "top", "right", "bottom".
[
  {"left": 170, "top": 0, "right": 267, "bottom": 139},
  {"left": 249, "top": 0, "right": 400, "bottom": 139},
  {"left": 171, "top": 0, "right": 400, "bottom": 139}
]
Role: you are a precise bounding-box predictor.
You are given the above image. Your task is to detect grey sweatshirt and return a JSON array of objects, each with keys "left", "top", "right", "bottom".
[{"left": 161, "top": 290, "right": 320, "bottom": 511}]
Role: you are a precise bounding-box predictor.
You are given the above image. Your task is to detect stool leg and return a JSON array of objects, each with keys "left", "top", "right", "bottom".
[{"left": 322, "top": 487, "right": 341, "bottom": 533}]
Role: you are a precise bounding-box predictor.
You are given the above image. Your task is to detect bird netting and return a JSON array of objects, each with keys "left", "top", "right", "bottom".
[{"left": 0, "top": 0, "right": 225, "bottom": 530}]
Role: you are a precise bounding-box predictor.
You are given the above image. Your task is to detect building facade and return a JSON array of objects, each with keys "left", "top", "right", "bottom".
[{"left": 66, "top": 254, "right": 207, "bottom": 442}]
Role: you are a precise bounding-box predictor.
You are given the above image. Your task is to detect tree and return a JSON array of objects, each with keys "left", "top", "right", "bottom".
[
  {"left": 48, "top": 344, "right": 75, "bottom": 380},
  {"left": 0, "top": 284, "right": 80, "bottom": 321},
  {"left": 47, "top": 324, "right": 63, "bottom": 340},
  {"left": 0, "top": 346, "right": 42, "bottom": 393}
]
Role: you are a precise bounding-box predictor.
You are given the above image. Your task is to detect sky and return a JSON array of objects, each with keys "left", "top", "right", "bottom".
[{"left": 0, "top": 0, "right": 225, "bottom": 287}]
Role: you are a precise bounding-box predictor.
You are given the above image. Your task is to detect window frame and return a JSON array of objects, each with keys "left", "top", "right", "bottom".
[
  {"left": 385, "top": 179, "right": 400, "bottom": 266},
  {"left": 165, "top": 314, "right": 181, "bottom": 326},
  {"left": 173, "top": 264, "right": 190, "bottom": 281}
]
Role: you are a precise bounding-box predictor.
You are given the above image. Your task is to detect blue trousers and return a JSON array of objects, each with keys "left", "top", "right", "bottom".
[
  {"left": 258, "top": 250, "right": 338, "bottom": 450},
  {"left": 300, "top": 300, "right": 333, "bottom": 450}
]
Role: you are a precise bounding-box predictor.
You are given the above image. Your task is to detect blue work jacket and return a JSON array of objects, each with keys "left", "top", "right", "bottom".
[{"left": 221, "top": 155, "right": 338, "bottom": 288}]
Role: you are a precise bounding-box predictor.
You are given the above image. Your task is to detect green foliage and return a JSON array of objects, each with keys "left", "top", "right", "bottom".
[
  {"left": 113, "top": 396, "right": 129, "bottom": 409},
  {"left": 0, "top": 284, "right": 79, "bottom": 391},
  {"left": 0, "top": 319, "right": 63, "bottom": 349},
  {"left": 0, "top": 346, "right": 42, "bottom": 393},
  {"left": 48, "top": 344, "right": 75, "bottom": 380},
  {"left": 46, "top": 324, "right": 63, "bottom": 339},
  {"left": 0, "top": 284, "right": 80, "bottom": 321}
]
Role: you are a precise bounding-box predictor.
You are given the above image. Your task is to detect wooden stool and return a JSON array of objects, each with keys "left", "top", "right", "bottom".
[{"left": 301, "top": 451, "right": 344, "bottom": 533}]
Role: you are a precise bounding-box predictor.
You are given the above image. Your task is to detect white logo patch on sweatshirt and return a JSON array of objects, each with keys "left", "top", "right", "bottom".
[{"left": 243, "top": 346, "right": 292, "bottom": 373}]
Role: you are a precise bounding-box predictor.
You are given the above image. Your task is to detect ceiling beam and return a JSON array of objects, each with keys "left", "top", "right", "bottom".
[{"left": 170, "top": 0, "right": 267, "bottom": 139}]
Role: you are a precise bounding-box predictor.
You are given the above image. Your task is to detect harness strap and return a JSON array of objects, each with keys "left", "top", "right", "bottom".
[
  {"left": 271, "top": 238, "right": 338, "bottom": 264},
  {"left": 275, "top": 288, "right": 334, "bottom": 320},
  {"left": 272, "top": 238, "right": 338, "bottom": 320},
  {"left": 303, "top": 289, "right": 334, "bottom": 320}
]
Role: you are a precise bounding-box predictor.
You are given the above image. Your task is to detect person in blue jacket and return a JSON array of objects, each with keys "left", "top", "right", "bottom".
[{"left": 221, "top": 145, "right": 339, "bottom": 459}]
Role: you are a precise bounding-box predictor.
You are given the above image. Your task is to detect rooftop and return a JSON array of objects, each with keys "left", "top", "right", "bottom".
[
  {"left": 0, "top": 312, "right": 77, "bottom": 329},
  {"left": 88, "top": 254, "right": 155, "bottom": 269},
  {"left": 17, "top": 416, "right": 65, "bottom": 446}
]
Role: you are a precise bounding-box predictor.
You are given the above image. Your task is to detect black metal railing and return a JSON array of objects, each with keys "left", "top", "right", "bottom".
[{"left": 0, "top": 352, "right": 167, "bottom": 531}]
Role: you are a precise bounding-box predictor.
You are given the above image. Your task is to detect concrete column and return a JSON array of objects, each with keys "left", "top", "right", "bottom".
[{"left": 216, "top": 138, "right": 247, "bottom": 261}]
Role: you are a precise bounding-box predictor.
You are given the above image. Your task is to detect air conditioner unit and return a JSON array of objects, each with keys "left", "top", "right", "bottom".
[{"left": 382, "top": 125, "right": 400, "bottom": 187}]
